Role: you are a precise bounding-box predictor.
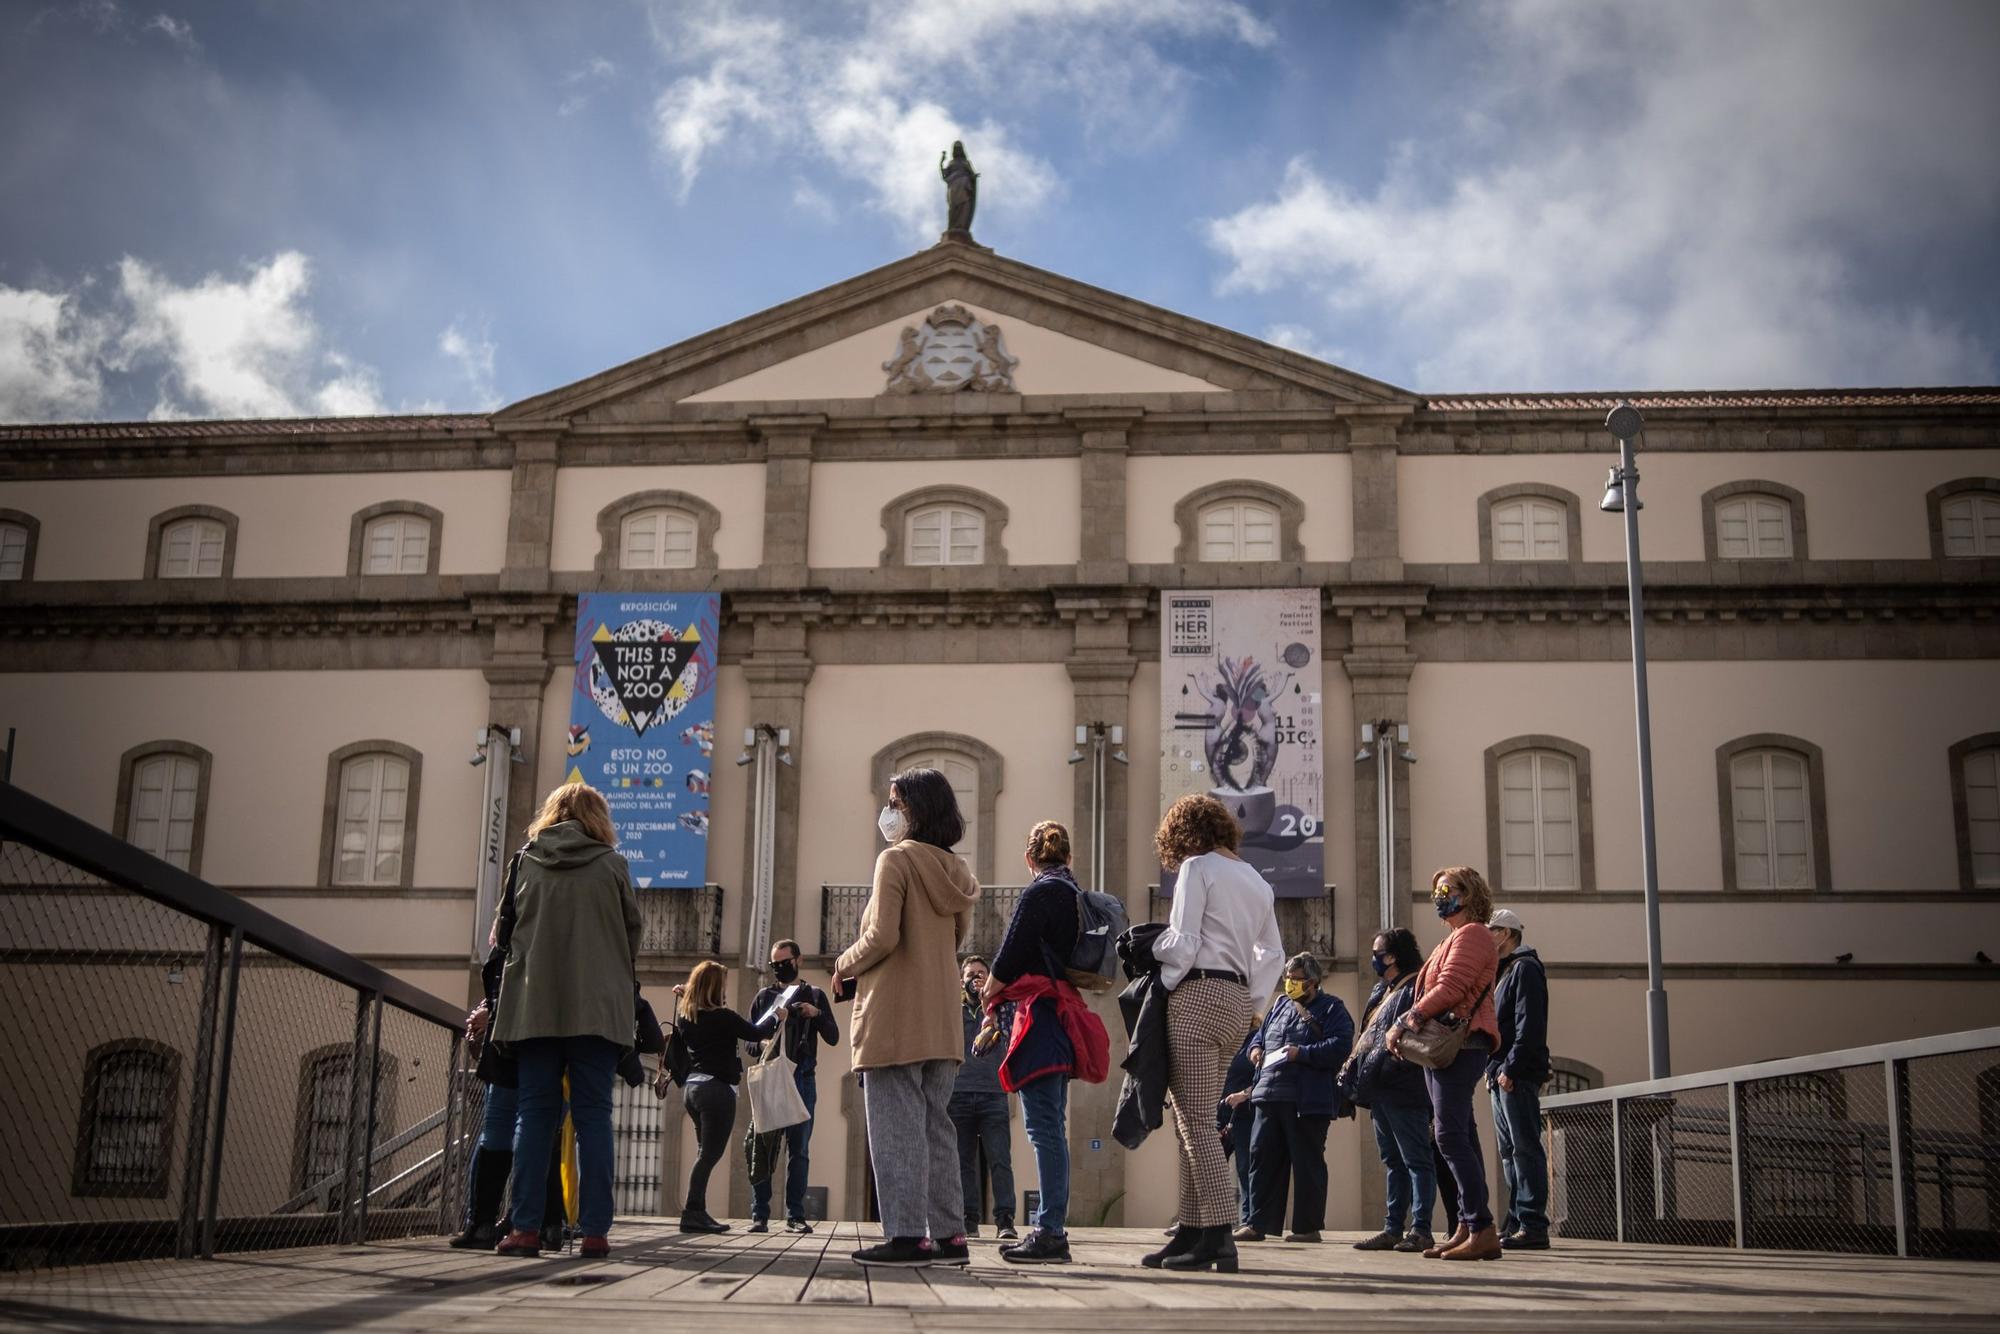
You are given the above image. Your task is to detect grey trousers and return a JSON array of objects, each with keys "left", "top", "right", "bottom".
[{"left": 863, "top": 1059, "right": 964, "bottom": 1240}]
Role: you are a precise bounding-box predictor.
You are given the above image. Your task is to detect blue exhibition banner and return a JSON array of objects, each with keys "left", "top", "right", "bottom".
[{"left": 566, "top": 593, "right": 719, "bottom": 889}]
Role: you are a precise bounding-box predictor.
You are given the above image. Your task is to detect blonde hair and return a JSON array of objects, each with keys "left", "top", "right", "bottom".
[
  {"left": 678, "top": 959, "right": 727, "bottom": 1021},
  {"left": 1026, "top": 820, "right": 1072, "bottom": 869},
  {"left": 526, "top": 781, "right": 616, "bottom": 846},
  {"left": 1430, "top": 865, "right": 1493, "bottom": 924}
]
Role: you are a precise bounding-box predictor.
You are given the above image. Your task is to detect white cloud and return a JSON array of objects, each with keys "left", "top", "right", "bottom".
[
  {"left": 1262, "top": 322, "right": 1346, "bottom": 366},
  {"left": 117, "top": 251, "right": 388, "bottom": 419},
  {"left": 649, "top": 0, "right": 1271, "bottom": 243},
  {"left": 439, "top": 319, "right": 500, "bottom": 409},
  {"left": 145, "top": 12, "right": 197, "bottom": 53},
  {"left": 557, "top": 55, "right": 617, "bottom": 117},
  {"left": 0, "top": 285, "right": 110, "bottom": 421},
  {"left": 1206, "top": 1, "right": 2000, "bottom": 390}
]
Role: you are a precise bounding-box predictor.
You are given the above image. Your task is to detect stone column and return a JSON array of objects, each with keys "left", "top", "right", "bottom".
[
  {"left": 753, "top": 415, "right": 821, "bottom": 586},
  {"left": 1347, "top": 413, "right": 1405, "bottom": 584},
  {"left": 1056, "top": 593, "right": 1145, "bottom": 1226},
  {"left": 498, "top": 431, "right": 561, "bottom": 593},
  {"left": 1066, "top": 408, "right": 1138, "bottom": 585}
]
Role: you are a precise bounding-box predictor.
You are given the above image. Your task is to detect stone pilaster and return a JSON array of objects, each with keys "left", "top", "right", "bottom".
[
  {"left": 1056, "top": 591, "right": 1145, "bottom": 1225},
  {"left": 498, "top": 432, "right": 561, "bottom": 592},
  {"left": 753, "top": 416, "right": 821, "bottom": 585},
  {"left": 1066, "top": 408, "right": 1138, "bottom": 585},
  {"left": 1347, "top": 413, "right": 1406, "bottom": 584}
]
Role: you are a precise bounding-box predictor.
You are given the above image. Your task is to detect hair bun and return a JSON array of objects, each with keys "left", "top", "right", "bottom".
[{"left": 1026, "top": 820, "right": 1072, "bottom": 867}]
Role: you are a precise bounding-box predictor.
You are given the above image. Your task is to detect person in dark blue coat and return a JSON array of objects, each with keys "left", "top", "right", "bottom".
[
  {"left": 1239, "top": 952, "right": 1353, "bottom": 1243},
  {"left": 1343, "top": 927, "right": 1436, "bottom": 1252},
  {"left": 1486, "top": 908, "right": 1551, "bottom": 1249}
]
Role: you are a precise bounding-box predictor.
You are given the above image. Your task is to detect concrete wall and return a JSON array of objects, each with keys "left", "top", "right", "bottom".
[{"left": 5, "top": 473, "right": 511, "bottom": 579}]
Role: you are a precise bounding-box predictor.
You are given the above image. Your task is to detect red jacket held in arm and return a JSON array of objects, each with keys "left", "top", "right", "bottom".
[
  {"left": 1411, "top": 920, "right": 1501, "bottom": 1048},
  {"left": 994, "top": 974, "right": 1111, "bottom": 1092}
]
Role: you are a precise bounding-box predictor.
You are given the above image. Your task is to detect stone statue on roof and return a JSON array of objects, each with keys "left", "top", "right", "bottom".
[{"left": 940, "top": 141, "right": 977, "bottom": 237}]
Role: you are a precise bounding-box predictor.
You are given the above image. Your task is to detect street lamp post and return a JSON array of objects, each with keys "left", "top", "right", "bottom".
[{"left": 1600, "top": 403, "right": 1671, "bottom": 1079}]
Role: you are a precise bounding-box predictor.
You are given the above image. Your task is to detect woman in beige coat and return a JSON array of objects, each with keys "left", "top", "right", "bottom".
[{"left": 832, "top": 767, "right": 980, "bottom": 1267}]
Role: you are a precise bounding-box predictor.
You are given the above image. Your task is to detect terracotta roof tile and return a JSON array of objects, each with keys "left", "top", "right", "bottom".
[
  {"left": 0, "top": 413, "right": 490, "bottom": 442},
  {"left": 1421, "top": 387, "right": 2000, "bottom": 413}
]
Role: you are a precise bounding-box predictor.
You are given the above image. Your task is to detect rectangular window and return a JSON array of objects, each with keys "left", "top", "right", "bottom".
[
  {"left": 1966, "top": 749, "right": 2000, "bottom": 888},
  {"left": 1499, "top": 750, "right": 1577, "bottom": 890},
  {"left": 1198, "top": 501, "right": 1278, "bottom": 562},
  {"left": 127, "top": 754, "right": 200, "bottom": 870},
  {"left": 1941, "top": 494, "right": 2000, "bottom": 557},
  {"left": 159, "top": 519, "right": 226, "bottom": 577},
  {"left": 1492, "top": 498, "right": 1567, "bottom": 560},
  {"left": 336, "top": 754, "right": 409, "bottom": 885},
  {"left": 0, "top": 523, "right": 26, "bottom": 580},
  {"left": 1732, "top": 750, "right": 1812, "bottom": 889},
  {"left": 1717, "top": 496, "right": 1794, "bottom": 559},
  {"left": 363, "top": 515, "right": 431, "bottom": 574}
]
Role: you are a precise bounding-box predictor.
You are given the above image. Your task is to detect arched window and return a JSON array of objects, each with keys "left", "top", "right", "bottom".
[
  {"left": 292, "top": 1045, "right": 398, "bottom": 1198},
  {"left": 593, "top": 489, "right": 720, "bottom": 575},
  {"left": 114, "top": 741, "right": 212, "bottom": 874},
  {"left": 879, "top": 485, "right": 1010, "bottom": 569},
  {"left": 1930, "top": 479, "right": 2000, "bottom": 558},
  {"left": 73, "top": 1040, "right": 179, "bottom": 1198},
  {"left": 621, "top": 507, "right": 699, "bottom": 570},
  {"left": 152, "top": 516, "right": 229, "bottom": 576},
  {"left": 907, "top": 504, "right": 986, "bottom": 565},
  {"left": 1703, "top": 482, "right": 1807, "bottom": 561},
  {"left": 348, "top": 501, "right": 442, "bottom": 576},
  {"left": 870, "top": 731, "right": 1004, "bottom": 886},
  {"left": 1951, "top": 734, "right": 2000, "bottom": 890},
  {"left": 1718, "top": 734, "right": 1829, "bottom": 891},
  {"left": 0, "top": 509, "right": 37, "bottom": 580},
  {"left": 1478, "top": 485, "right": 1581, "bottom": 564},
  {"left": 1198, "top": 499, "right": 1279, "bottom": 562},
  {"left": 1172, "top": 480, "right": 1304, "bottom": 565},
  {"left": 1545, "top": 1057, "right": 1602, "bottom": 1097},
  {"left": 1486, "top": 735, "right": 1595, "bottom": 892},
  {"left": 320, "top": 741, "right": 422, "bottom": 888}
]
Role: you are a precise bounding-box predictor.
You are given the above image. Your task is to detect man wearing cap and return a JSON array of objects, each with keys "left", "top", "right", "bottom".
[{"left": 1486, "top": 908, "right": 1550, "bottom": 1250}]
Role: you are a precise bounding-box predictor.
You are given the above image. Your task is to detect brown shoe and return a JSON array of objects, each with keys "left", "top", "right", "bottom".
[
  {"left": 1422, "top": 1224, "right": 1469, "bottom": 1258},
  {"left": 1441, "top": 1224, "right": 1503, "bottom": 1261},
  {"left": 1231, "top": 1224, "right": 1264, "bottom": 1242}
]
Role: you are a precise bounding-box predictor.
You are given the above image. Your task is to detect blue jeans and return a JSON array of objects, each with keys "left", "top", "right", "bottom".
[
  {"left": 1490, "top": 1078, "right": 1549, "bottom": 1236},
  {"left": 478, "top": 1081, "right": 518, "bottom": 1151},
  {"left": 1248, "top": 1102, "right": 1330, "bottom": 1234},
  {"left": 949, "top": 1091, "right": 1015, "bottom": 1226},
  {"left": 1425, "top": 1040, "right": 1493, "bottom": 1232},
  {"left": 1370, "top": 1098, "right": 1437, "bottom": 1235},
  {"left": 1228, "top": 1102, "right": 1255, "bottom": 1225},
  {"left": 509, "top": 1036, "right": 619, "bottom": 1239},
  {"left": 1018, "top": 1074, "right": 1069, "bottom": 1234},
  {"left": 752, "top": 1070, "right": 817, "bottom": 1223}
]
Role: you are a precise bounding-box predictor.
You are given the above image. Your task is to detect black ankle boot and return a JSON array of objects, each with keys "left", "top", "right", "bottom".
[
  {"left": 1142, "top": 1224, "right": 1198, "bottom": 1269},
  {"left": 448, "top": 1148, "right": 512, "bottom": 1249},
  {"left": 1161, "top": 1224, "right": 1239, "bottom": 1273}
]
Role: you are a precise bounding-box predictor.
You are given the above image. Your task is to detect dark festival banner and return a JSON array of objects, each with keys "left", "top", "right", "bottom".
[
  {"left": 1159, "top": 589, "right": 1325, "bottom": 898},
  {"left": 567, "top": 593, "right": 719, "bottom": 889}
]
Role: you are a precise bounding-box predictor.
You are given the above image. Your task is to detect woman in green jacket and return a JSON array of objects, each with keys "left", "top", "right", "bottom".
[{"left": 492, "top": 782, "right": 641, "bottom": 1259}]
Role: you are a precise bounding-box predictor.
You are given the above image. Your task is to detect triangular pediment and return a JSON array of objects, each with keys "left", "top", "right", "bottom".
[{"left": 497, "top": 243, "right": 1414, "bottom": 424}]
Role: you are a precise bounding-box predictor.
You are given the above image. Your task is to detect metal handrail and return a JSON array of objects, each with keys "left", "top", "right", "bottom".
[
  {"left": 274, "top": 1106, "right": 449, "bottom": 1214},
  {"left": 0, "top": 779, "right": 459, "bottom": 1028},
  {"left": 1544, "top": 1027, "right": 2000, "bottom": 1108}
]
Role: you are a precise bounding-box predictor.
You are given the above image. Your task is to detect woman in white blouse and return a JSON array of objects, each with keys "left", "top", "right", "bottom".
[{"left": 1143, "top": 794, "right": 1284, "bottom": 1274}]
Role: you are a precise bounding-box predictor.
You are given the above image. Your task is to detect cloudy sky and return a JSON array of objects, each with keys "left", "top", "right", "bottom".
[{"left": 4, "top": 0, "right": 1998, "bottom": 423}]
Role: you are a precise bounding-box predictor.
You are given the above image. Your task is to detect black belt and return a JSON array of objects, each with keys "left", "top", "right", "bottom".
[{"left": 1185, "top": 968, "right": 1247, "bottom": 985}]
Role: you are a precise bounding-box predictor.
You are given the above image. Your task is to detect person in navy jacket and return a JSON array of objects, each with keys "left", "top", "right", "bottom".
[
  {"left": 1239, "top": 951, "right": 1353, "bottom": 1243},
  {"left": 1486, "top": 908, "right": 1551, "bottom": 1249}
]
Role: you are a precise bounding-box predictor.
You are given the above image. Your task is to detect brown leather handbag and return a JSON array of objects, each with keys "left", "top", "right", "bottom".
[{"left": 1398, "top": 978, "right": 1494, "bottom": 1071}]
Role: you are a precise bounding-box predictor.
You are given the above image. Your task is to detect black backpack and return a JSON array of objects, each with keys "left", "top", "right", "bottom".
[
  {"left": 663, "top": 1018, "right": 692, "bottom": 1087},
  {"left": 1064, "top": 881, "right": 1130, "bottom": 993}
]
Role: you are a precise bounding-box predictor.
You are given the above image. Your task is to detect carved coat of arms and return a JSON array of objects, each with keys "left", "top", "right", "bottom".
[{"left": 881, "top": 304, "right": 1019, "bottom": 394}]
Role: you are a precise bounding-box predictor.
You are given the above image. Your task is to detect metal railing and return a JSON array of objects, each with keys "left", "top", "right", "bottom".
[
  {"left": 1544, "top": 1027, "right": 2000, "bottom": 1260},
  {"left": 636, "top": 884, "right": 724, "bottom": 957},
  {"left": 819, "top": 883, "right": 1027, "bottom": 959},
  {"left": 0, "top": 781, "right": 477, "bottom": 1270}
]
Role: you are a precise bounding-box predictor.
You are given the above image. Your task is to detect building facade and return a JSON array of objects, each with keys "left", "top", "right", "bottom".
[{"left": 4, "top": 237, "right": 1999, "bottom": 1229}]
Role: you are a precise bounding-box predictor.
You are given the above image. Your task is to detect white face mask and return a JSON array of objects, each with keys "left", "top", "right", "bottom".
[{"left": 878, "top": 804, "right": 909, "bottom": 844}]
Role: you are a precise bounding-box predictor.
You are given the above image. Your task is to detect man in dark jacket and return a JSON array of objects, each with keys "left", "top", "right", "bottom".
[
  {"left": 742, "top": 938, "right": 839, "bottom": 1234},
  {"left": 1486, "top": 908, "right": 1550, "bottom": 1249},
  {"left": 949, "top": 956, "right": 1017, "bottom": 1239},
  {"left": 1241, "top": 952, "right": 1354, "bottom": 1243}
]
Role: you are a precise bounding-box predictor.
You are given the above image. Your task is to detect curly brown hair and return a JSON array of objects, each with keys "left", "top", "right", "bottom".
[
  {"left": 1430, "top": 865, "right": 1493, "bottom": 923},
  {"left": 1026, "top": 820, "right": 1072, "bottom": 868},
  {"left": 1154, "top": 794, "right": 1241, "bottom": 873}
]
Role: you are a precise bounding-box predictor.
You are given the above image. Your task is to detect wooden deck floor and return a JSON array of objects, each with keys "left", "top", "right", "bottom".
[{"left": 4, "top": 1221, "right": 1997, "bottom": 1332}]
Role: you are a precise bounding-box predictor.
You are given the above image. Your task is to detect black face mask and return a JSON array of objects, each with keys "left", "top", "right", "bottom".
[{"left": 772, "top": 958, "right": 798, "bottom": 985}]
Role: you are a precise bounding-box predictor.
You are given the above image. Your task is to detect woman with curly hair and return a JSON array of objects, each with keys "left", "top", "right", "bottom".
[
  {"left": 1388, "top": 866, "right": 1502, "bottom": 1262},
  {"left": 1142, "top": 795, "right": 1283, "bottom": 1274}
]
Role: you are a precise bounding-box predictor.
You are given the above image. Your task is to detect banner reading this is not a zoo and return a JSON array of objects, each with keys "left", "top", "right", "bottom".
[
  {"left": 1159, "top": 588, "right": 1325, "bottom": 899},
  {"left": 566, "top": 593, "right": 719, "bottom": 889}
]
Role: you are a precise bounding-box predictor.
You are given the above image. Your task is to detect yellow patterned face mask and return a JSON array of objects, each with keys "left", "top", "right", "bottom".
[{"left": 1283, "top": 978, "right": 1309, "bottom": 1002}]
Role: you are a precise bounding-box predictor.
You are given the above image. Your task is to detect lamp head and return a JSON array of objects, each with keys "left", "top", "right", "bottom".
[{"left": 1606, "top": 403, "right": 1644, "bottom": 442}]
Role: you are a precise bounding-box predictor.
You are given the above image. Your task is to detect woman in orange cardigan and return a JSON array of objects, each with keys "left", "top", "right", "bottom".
[{"left": 1387, "top": 866, "right": 1501, "bottom": 1262}]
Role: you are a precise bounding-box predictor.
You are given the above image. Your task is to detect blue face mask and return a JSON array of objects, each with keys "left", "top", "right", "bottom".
[
  {"left": 1434, "top": 894, "right": 1464, "bottom": 920},
  {"left": 1369, "top": 955, "right": 1388, "bottom": 978}
]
